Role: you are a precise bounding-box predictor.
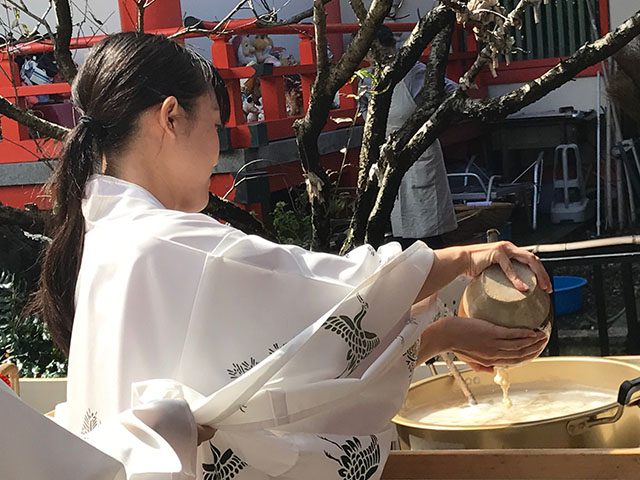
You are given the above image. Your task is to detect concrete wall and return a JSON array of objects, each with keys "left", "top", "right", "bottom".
[
  {"left": 488, "top": 77, "right": 603, "bottom": 115},
  {"left": 609, "top": 0, "right": 637, "bottom": 30}
]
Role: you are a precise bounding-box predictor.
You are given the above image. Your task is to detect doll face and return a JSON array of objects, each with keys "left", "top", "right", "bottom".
[
  {"left": 253, "top": 34, "right": 273, "bottom": 50},
  {"left": 241, "top": 36, "right": 255, "bottom": 55}
]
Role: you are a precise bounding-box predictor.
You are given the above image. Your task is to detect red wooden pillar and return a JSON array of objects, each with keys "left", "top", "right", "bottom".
[
  {"left": 298, "top": 35, "right": 316, "bottom": 113},
  {"left": 599, "top": 0, "right": 610, "bottom": 34},
  {"left": 325, "top": 0, "right": 344, "bottom": 59},
  {"left": 211, "top": 36, "right": 251, "bottom": 148},
  {"left": 0, "top": 52, "right": 25, "bottom": 145},
  {"left": 261, "top": 76, "right": 287, "bottom": 121},
  {"left": 118, "top": 0, "right": 183, "bottom": 32}
]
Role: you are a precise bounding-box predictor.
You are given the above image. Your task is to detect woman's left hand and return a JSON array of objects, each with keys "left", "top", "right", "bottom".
[
  {"left": 197, "top": 424, "right": 217, "bottom": 445},
  {"left": 464, "top": 241, "right": 552, "bottom": 293}
]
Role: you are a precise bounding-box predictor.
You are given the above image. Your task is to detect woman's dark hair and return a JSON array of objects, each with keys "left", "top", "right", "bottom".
[
  {"left": 32, "top": 32, "right": 230, "bottom": 355},
  {"left": 375, "top": 25, "right": 396, "bottom": 49}
]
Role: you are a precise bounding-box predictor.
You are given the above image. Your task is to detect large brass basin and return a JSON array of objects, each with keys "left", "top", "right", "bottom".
[{"left": 393, "top": 357, "right": 640, "bottom": 450}]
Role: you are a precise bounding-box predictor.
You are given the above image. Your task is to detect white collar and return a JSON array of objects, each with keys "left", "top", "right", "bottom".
[{"left": 82, "top": 174, "right": 166, "bottom": 229}]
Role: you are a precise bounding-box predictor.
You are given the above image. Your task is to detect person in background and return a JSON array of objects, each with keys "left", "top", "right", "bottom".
[{"left": 369, "top": 26, "right": 458, "bottom": 250}]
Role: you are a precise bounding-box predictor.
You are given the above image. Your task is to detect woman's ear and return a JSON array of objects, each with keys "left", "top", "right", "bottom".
[{"left": 158, "top": 96, "right": 182, "bottom": 138}]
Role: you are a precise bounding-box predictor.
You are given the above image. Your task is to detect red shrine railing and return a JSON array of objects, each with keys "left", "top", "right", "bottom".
[
  {"left": 0, "top": 21, "right": 480, "bottom": 209},
  {"left": 0, "top": 8, "right": 609, "bottom": 209}
]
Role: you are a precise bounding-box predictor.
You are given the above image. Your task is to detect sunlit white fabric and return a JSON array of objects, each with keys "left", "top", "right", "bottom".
[{"left": 65, "top": 174, "right": 438, "bottom": 479}]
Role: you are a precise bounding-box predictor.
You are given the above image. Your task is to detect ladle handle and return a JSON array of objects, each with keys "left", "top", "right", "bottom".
[{"left": 618, "top": 376, "right": 640, "bottom": 405}]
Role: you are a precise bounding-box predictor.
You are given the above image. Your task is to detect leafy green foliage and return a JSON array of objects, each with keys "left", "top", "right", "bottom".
[
  {"left": 0, "top": 271, "right": 67, "bottom": 377},
  {"left": 272, "top": 200, "right": 312, "bottom": 249},
  {"left": 271, "top": 186, "right": 356, "bottom": 251}
]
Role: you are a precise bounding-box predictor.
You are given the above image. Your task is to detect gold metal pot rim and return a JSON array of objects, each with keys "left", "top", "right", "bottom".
[{"left": 393, "top": 356, "right": 640, "bottom": 432}]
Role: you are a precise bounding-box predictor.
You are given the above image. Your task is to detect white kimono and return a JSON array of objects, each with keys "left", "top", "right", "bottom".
[
  {"left": 63, "top": 174, "right": 460, "bottom": 480},
  {"left": 0, "top": 380, "right": 125, "bottom": 480}
]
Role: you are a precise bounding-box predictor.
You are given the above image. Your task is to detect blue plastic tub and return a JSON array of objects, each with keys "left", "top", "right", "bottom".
[{"left": 552, "top": 275, "right": 588, "bottom": 316}]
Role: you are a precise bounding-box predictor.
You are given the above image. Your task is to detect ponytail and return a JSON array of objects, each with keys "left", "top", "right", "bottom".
[{"left": 32, "top": 120, "right": 97, "bottom": 355}]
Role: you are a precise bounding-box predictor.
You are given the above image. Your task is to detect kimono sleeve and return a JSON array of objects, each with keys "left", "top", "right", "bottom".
[{"left": 171, "top": 225, "right": 426, "bottom": 394}]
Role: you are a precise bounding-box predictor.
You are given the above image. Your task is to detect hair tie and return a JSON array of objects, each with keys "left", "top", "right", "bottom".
[{"left": 78, "top": 115, "right": 95, "bottom": 127}]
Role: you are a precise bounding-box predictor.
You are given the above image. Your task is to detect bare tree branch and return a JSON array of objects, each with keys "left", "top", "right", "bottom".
[
  {"left": 463, "top": 11, "right": 640, "bottom": 121},
  {"left": 0, "top": 97, "right": 69, "bottom": 140},
  {"left": 52, "top": 0, "right": 77, "bottom": 82},
  {"left": 329, "top": 0, "right": 392, "bottom": 90},
  {"left": 458, "top": 0, "right": 542, "bottom": 88},
  {"left": 169, "top": 0, "right": 251, "bottom": 39},
  {"left": 364, "top": 92, "right": 461, "bottom": 245},
  {"left": 5, "top": 0, "right": 55, "bottom": 39},
  {"left": 133, "top": 0, "right": 159, "bottom": 32},
  {"left": 0, "top": 204, "right": 47, "bottom": 235},
  {"left": 170, "top": 0, "right": 325, "bottom": 39},
  {"left": 294, "top": 0, "right": 392, "bottom": 250},
  {"left": 349, "top": 0, "right": 367, "bottom": 23},
  {"left": 415, "top": 18, "right": 455, "bottom": 111},
  {"left": 263, "top": 0, "right": 331, "bottom": 27},
  {"left": 0, "top": 0, "right": 75, "bottom": 143},
  {"left": 314, "top": 0, "right": 330, "bottom": 77},
  {"left": 136, "top": 0, "right": 144, "bottom": 32}
]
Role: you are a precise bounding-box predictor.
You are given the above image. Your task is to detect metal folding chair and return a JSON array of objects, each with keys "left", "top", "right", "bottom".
[{"left": 447, "top": 152, "right": 544, "bottom": 230}]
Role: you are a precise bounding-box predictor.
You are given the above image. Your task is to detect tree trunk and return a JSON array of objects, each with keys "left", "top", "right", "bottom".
[
  {"left": 0, "top": 97, "right": 69, "bottom": 141},
  {"left": 343, "top": 82, "right": 393, "bottom": 252},
  {"left": 294, "top": 92, "right": 334, "bottom": 250},
  {"left": 342, "top": 7, "right": 455, "bottom": 252},
  {"left": 202, "top": 193, "right": 278, "bottom": 242}
]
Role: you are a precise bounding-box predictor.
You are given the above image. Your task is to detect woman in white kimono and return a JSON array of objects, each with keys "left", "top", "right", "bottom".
[{"left": 32, "top": 33, "right": 551, "bottom": 480}]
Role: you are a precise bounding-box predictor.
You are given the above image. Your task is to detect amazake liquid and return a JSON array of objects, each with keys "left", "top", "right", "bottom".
[{"left": 416, "top": 388, "right": 615, "bottom": 427}]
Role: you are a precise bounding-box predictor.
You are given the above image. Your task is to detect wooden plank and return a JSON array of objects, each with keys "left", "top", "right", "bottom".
[
  {"left": 577, "top": 0, "right": 588, "bottom": 47},
  {"left": 260, "top": 75, "right": 288, "bottom": 122},
  {"left": 567, "top": 0, "right": 577, "bottom": 54},
  {"left": 545, "top": 1, "right": 555, "bottom": 57},
  {"left": 524, "top": 7, "right": 534, "bottom": 60},
  {"left": 556, "top": 0, "right": 567, "bottom": 57},
  {"left": 598, "top": 0, "right": 610, "bottom": 35},
  {"left": 534, "top": 3, "right": 544, "bottom": 59},
  {"left": 381, "top": 449, "right": 640, "bottom": 480}
]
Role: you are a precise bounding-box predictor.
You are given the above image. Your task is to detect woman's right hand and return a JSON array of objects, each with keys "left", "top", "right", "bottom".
[{"left": 427, "top": 316, "right": 548, "bottom": 372}]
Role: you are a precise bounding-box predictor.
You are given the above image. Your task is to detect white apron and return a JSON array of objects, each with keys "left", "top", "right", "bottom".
[
  {"left": 388, "top": 79, "right": 457, "bottom": 239},
  {"left": 61, "top": 175, "right": 463, "bottom": 480}
]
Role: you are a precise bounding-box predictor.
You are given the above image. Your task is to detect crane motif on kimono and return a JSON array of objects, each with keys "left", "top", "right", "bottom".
[
  {"left": 321, "top": 435, "right": 381, "bottom": 480},
  {"left": 202, "top": 442, "right": 247, "bottom": 480},
  {"left": 323, "top": 293, "right": 380, "bottom": 378}
]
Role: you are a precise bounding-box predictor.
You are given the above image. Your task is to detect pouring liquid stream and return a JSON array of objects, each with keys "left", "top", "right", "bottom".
[{"left": 494, "top": 367, "right": 512, "bottom": 408}]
